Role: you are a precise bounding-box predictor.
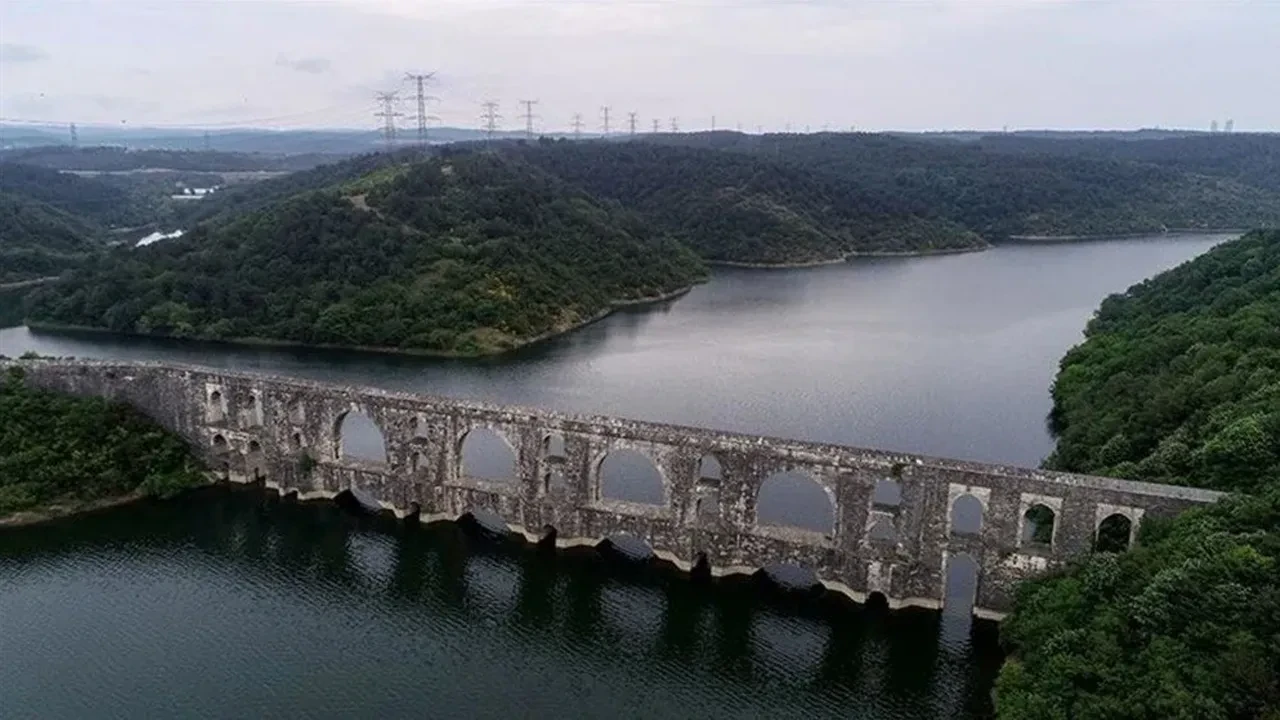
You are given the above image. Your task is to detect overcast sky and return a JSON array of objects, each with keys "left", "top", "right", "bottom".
[{"left": 1, "top": 0, "right": 1276, "bottom": 133}]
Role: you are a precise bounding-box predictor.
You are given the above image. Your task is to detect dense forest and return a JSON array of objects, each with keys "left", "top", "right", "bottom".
[
  {"left": 509, "top": 140, "right": 984, "bottom": 263},
  {"left": 24, "top": 151, "right": 706, "bottom": 355},
  {"left": 0, "top": 162, "right": 155, "bottom": 228},
  {"left": 1044, "top": 229, "right": 1280, "bottom": 491},
  {"left": 0, "top": 365, "right": 206, "bottom": 518},
  {"left": 995, "top": 229, "right": 1280, "bottom": 718},
  {"left": 996, "top": 487, "right": 1280, "bottom": 719},
  {"left": 651, "top": 132, "right": 1280, "bottom": 238},
  {"left": 0, "top": 192, "right": 102, "bottom": 283},
  {"left": 977, "top": 133, "right": 1280, "bottom": 194},
  {"left": 0, "top": 145, "right": 331, "bottom": 173}
]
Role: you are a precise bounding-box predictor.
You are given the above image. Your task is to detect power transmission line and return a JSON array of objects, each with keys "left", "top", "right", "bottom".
[
  {"left": 519, "top": 99, "right": 540, "bottom": 140},
  {"left": 600, "top": 106, "right": 611, "bottom": 135},
  {"left": 480, "top": 101, "right": 502, "bottom": 142},
  {"left": 68, "top": 123, "right": 78, "bottom": 147},
  {"left": 627, "top": 111, "right": 637, "bottom": 136},
  {"left": 374, "top": 91, "right": 403, "bottom": 149},
  {"left": 670, "top": 116, "right": 679, "bottom": 133},
  {"left": 652, "top": 118, "right": 661, "bottom": 134},
  {"left": 404, "top": 72, "right": 438, "bottom": 145},
  {"left": 571, "top": 113, "right": 584, "bottom": 140}
]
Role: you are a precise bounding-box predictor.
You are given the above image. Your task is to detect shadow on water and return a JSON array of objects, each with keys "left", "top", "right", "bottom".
[{"left": 0, "top": 485, "right": 1003, "bottom": 719}]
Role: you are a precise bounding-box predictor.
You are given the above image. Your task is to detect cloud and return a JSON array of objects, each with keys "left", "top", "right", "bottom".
[
  {"left": 275, "top": 54, "right": 332, "bottom": 74},
  {"left": 0, "top": 43, "right": 48, "bottom": 63}
]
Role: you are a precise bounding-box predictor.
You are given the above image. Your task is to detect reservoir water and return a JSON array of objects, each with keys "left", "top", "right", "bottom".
[{"left": 0, "top": 234, "right": 1231, "bottom": 718}]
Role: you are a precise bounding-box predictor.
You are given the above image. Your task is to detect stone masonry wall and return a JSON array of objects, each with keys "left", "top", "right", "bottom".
[{"left": 4, "top": 359, "right": 1225, "bottom": 618}]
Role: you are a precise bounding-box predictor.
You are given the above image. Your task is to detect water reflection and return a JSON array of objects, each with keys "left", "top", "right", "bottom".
[{"left": 0, "top": 486, "right": 1003, "bottom": 719}]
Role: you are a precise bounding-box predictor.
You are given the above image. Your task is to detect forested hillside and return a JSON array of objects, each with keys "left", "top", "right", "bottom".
[
  {"left": 24, "top": 151, "right": 706, "bottom": 355},
  {"left": 977, "top": 133, "right": 1280, "bottom": 193},
  {"left": 510, "top": 141, "right": 983, "bottom": 264},
  {"left": 651, "top": 132, "right": 1280, "bottom": 238},
  {"left": 0, "top": 162, "right": 152, "bottom": 228},
  {"left": 0, "top": 365, "right": 205, "bottom": 518},
  {"left": 0, "top": 145, "right": 331, "bottom": 173},
  {"left": 0, "top": 193, "right": 101, "bottom": 283},
  {"left": 1045, "top": 229, "right": 1280, "bottom": 491},
  {"left": 995, "top": 229, "right": 1280, "bottom": 719}
]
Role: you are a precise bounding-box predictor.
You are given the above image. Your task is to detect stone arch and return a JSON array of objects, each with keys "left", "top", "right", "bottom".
[
  {"left": 207, "top": 389, "right": 225, "bottom": 423},
  {"left": 290, "top": 431, "right": 302, "bottom": 450},
  {"left": 459, "top": 426, "right": 518, "bottom": 482},
  {"left": 335, "top": 409, "right": 387, "bottom": 464},
  {"left": 246, "top": 440, "right": 265, "bottom": 482},
  {"left": 410, "top": 450, "right": 425, "bottom": 474},
  {"left": 1022, "top": 504, "right": 1057, "bottom": 546},
  {"left": 949, "top": 494, "right": 983, "bottom": 536},
  {"left": 755, "top": 470, "right": 835, "bottom": 535},
  {"left": 543, "top": 467, "right": 569, "bottom": 495},
  {"left": 598, "top": 448, "right": 665, "bottom": 505},
  {"left": 943, "top": 552, "right": 980, "bottom": 615},
  {"left": 543, "top": 433, "right": 566, "bottom": 459},
  {"left": 872, "top": 478, "right": 902, "bottom": 508},
  {"left": 698, "top": 454, "right": 722, "bottom": 481},
  {"left": 1095, "top": 513, "right": 1134, "bottom": 553}
]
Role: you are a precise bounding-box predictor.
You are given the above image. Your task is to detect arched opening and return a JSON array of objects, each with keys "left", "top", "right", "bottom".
[
  {"left": 208, "top": 390, "right": 224, "bottom": 423},
  {"left": 412, "top": 416, "right": 429, "bottom": 439},
  {"left": 691, "top": 552, "right": 711, "bottom": 583},
  {"left": 695, "top": 492, "right": 720, "bottom": 523},
  {"left": 247, "top": 440, "right": 264, "bottom": 482},
  {"left": 543, "top": 433, "right": 566, "bottom": 460},
  {"left": 869, "top": 514, "right": 897, "bottom": 543},
  {"left": 699, "top": 454, "right": 722, "bottom": 481},
  {"left": 950, "top": 494, "right": 983, "bottom": 536},
  {"left": 290, "top": 432, "right": 302, "bottom": 449},
  {"left": 538, "top": 525, "right": 558, "bottom": 551},
  {"left": 872, "top": 478, "right": 902, "bottom": 508},
  {"left": 1022, "top": 504, "right": 1057, "bottom": 546},
  {"left": 464, "top": 508, "right": 510, "bottom": 537},
  {"left": 599, "top": 449, "right": 664, "bottom": 505},
  {"left": 460, "top": 427, "right": 518, "bottom": 482},
  {"left": 543, "top": 467, "right": 569, "bottom": 495},
  {"left": 865, "top": 591, "right": 889, "bottom": 612},
  {"left": 1095, "top": 513, "right": 1133, "bottom": 553},
  {"left": 410, "top": 451, "right": 425, "bottom": 473},
  {"left": 756, "top": 470, "right": 835, "bottom": 535},
  {"left": 211, "top": 434, "right": 228, "bottom": 452},
  {"left": 762, "top": 563, "right": 821, "bottom": 591},
  {"left": 336, "top": 411, "right": 387, "bottom": 464},
  {"left": 943, "top": 552, "right": 979, "bottom": 616},
  {"left": 602, "top": 533, "right": 655, "bottom": 561}
]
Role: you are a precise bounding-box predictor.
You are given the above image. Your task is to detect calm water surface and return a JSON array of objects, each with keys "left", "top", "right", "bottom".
[{"left": 0, "top": 235, "right": 1230, "bottom": 718}]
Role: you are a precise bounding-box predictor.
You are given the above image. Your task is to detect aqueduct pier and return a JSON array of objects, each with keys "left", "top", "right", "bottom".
[{"left": 6, "top": 359, "right": 1225, "bottom": 619}]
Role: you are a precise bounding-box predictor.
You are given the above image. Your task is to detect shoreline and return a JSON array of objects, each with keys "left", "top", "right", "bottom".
[
  {"left": 21, "top": 283, "right": 699, "bottom": 361},
  {"left": 708, "top": 244, "right": 989, "bottom": 268},
  {"left": 0, "top": 492, "right": 146, "bottom": 528},
  {"left": 1004, "top": 228, "right": 1247, "bottom": 242}
]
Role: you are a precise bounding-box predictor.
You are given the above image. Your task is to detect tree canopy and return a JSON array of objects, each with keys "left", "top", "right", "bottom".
[
  {"left": 0, "top": 365, "right": 206, "bottom": 517},
  {"left": 650, "top": 132, "right": 1280, "bottom": 239},
  {"left": 996, "top": 229, "right": 1280, "bottom": 719},
  {"left": 1045, "top": 229, "right": 1280, "bottom": 492},
  {"left": 24, "top": 150, "right": 706, "bottom": 356}
]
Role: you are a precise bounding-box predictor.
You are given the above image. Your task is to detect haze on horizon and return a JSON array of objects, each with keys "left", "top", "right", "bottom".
[{"left": 0, "top": 0, "right": 1276, "bottom": 134}]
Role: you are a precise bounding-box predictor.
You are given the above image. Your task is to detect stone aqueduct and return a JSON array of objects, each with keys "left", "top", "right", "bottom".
[{"left": 7, "top": 359, "right": 1224, "bottom": 618}]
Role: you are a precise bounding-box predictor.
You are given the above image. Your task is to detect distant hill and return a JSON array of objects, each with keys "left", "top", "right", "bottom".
[
  {"left": 0, "top": 162, "right": 153, "bottom": 228},
  {"left": 25, "top": 150, "right": 706, "bottom": 356},
  {"left": 973, "top": 133, "right": 1280, "bottom": 193},
  {"left": 507, "top": 140, "right": 984, "bottom": 264},
  {"left": 0, "top": 145, "right": 337, "bottom": 173},
  {"left": 648, "top": 132, "right": 1280, "bottom": 239},
  {"left": 0, "top": 192, "right": 100, "bottom": 284}
]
